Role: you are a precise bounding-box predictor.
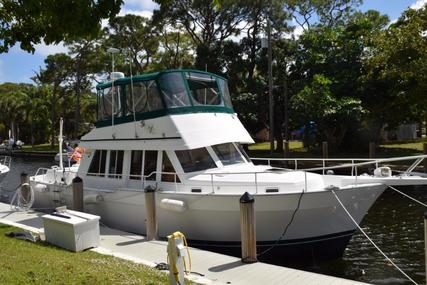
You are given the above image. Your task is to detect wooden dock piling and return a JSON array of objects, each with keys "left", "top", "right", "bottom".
[
  {"left": 144, "top": 186, "right": 158, "bottom": 240},
  {"left": 20, "top": 172, "right": 31, "bottom": 204},
  {"left": 369, "top": 142, "right": 376, "bottom": 158},
  {"left": 322, "top": 142, "right": 328, "bottom": 159},
  {"left": 72, "top": 176, "right": 84, "bottom": 212},
  {"left": 424, "top": 143, "right": 427, "bottom": 173},
  {"left": 425, "top": 211, "right": 427, "bottom": 285},
  {"left": 239, "top": 192, "right": 257, "bottom": 263}
]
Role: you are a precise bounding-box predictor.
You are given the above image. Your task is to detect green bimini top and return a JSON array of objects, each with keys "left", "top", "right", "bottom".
[{"left": 95, "top": 69, "right": 234, "bottom": 128}]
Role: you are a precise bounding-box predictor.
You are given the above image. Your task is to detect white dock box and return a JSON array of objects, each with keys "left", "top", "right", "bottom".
[{"left": 42, "top": 210, "right": 100, "bottom": 252}]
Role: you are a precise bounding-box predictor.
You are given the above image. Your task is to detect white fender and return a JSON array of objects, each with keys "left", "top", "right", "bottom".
[
  {"left": 34, "top": 183, "right": 48, "bottom": 192},
  {"left": 160, "top": 199, "right": 187, "bottom": 212},
  {"left": 84, "top": 194, "right": 104, "bottom": 204}
]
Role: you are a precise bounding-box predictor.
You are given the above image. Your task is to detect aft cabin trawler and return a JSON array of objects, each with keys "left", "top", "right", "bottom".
[{"left": 30, "top": 69, "right": 427, "bottom": 261}]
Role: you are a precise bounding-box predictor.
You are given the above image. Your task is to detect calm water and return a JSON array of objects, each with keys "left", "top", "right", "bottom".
[{"left": 1, "top": 157, "right": 426, "bottom": 285}]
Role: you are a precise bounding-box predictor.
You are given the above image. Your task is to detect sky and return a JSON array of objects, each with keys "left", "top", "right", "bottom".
[{"left": 0, "top": 0, "right": 425, "bottom": 84}]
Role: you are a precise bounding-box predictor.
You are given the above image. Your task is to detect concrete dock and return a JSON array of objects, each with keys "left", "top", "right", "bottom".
[{"left": 0, "top": 202, "right": 370, "bottom": 285}]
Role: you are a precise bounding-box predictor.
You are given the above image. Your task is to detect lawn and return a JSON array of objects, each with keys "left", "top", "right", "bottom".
[
  {"left": 0, "top": 224, "right": 168, "bottom": 285},
  {"left": 20, "top": 144, "right": 58, "bottom": 152}
]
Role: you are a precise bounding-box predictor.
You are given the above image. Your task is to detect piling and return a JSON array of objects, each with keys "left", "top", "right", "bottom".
[
  {"left": 72, "top": 176, "right": 84, "bottom": 212},
  {"left": 240, "top": 192, "right": 257, "bottom": 263},
  {"left": 144, "top": 185, "right": 158, "bottom": 240},
  {"left": 20, "top": 172, "right": 31, "bottom": 204},
  {"left": 369, "top": 142, "right": 376, "bottom": 158},
  {"left": 425, "top": 211, "right": 427, "bottom": 285},
  {"left": 424, "top": 143, "right": 427, "bottom": 173},
  {"left": 283, "top": 141, "right": 289, "bottom": 168},
  {"left": 322, "top": 142, "right": 328, "bottom": 159}
]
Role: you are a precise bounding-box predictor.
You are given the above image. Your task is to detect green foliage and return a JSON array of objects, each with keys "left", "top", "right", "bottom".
[{"left": 0, "top": 0, "right": 123, "bottom": 53}]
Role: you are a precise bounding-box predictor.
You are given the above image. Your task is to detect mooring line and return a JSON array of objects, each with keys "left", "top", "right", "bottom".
[
  {"left": 388, "top": 186, "right": 427, "bottom": 208},
  {"left": 331, "top": 189, "right": 419, "bottom": 285}
]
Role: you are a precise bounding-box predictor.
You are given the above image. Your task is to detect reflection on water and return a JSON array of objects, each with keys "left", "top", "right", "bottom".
[{"left": 1, "top": 157, "right": 426, "bottom": 285}]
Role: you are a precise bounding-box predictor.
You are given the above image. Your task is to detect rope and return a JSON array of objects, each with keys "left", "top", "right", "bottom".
[
  {"left": 388, "top": 186, "right": 427, "bottom": 208},
  {"left": 331, "top": 189, "right": 419, "bottom": 285},
  {"left": 257, "top": 189, "right": 304, "bottom": 257}
]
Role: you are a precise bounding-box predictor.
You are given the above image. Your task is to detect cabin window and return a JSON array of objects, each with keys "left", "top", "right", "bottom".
[
  {"left": 176, "top": 148, "right": 217, "bottom": 173},
  {"left": 236, "top": 143, "right": 251, "bottom": 162},
  {"left": 108, "top": 150, "right": 124, "bottom": 178},
  {"left": 125, "top": 80, "right": 163, "bottom": 115},
  {"left": 130, "top": 150, "right": 143, "bottom": 179},
  {"left": 144, "top": 150, "right": 157, "bottom": 181},
  {"left": 218, "top": 79, "right": 233, "bottom": 108},
  {"left": 212, "top": 143, "right": 245, "bottom": 166},
  {"left": 157, "top": 72, "right": 191, "bottom": 108},
  {"left": 98, "top": 86, "right": 122, "bottom": 120},
  {"left": 186, "top": 72, "right": 222, "bottom": 106},
  {"left": 88, "top": 150, "right": 107, "bottom": 176},
  {"left": 161, "top": 151, "right": 180, "bottom": 183}
]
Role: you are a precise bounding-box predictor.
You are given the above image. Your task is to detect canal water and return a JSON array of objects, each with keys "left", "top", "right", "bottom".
[{"left": 1, "top": 157, "right": 425, "bottom": 285}]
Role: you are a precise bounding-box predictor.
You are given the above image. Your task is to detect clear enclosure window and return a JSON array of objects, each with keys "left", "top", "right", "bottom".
[
  {"left": 130, "top": 150, "right": 143, "bottom": 180},
  {"left": 88, "top": 150, "right": 107, "bottom": 176},
  {"left": 176, "top": 148, "right": 217, "bottom": 173},
  {"left": 108, "top": 150, "right": 124, "bottom": 178},
  {"left": 186, "top": 72, "right": 222, "bottom": 106},
  {"left": 212, "top": 143, "right": 245, "bottom": 166},
  {"left": 157, "top": 72, "right": 191, "bottom": 108},
  {"left": 218, "top": 79, "right": 233, "bottom": 108},
  {"left": 144, "top": 150, "right": 158, "bottom": 181},
  {"left": 98, "top": 86, "right": 122, "bottom": 120},
  {"left": 161, "top": 151, "right": 180, "bottom": 182},
  {"left": 125, "top": 80, "right": 163, "bottom": 115}
]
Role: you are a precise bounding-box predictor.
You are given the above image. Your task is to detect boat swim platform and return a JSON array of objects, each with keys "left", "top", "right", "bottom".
[{"left": 0, "top": 202, "right": 370, "bottom": 285}]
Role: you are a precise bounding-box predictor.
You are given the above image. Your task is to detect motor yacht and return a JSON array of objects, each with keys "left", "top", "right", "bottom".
[{"left": 29, "top": 69, "right": 427, "bottom": 261}]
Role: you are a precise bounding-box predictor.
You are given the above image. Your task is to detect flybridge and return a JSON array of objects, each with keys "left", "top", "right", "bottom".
[{"left": 95, "top": 69, "right": 234, "bottom": 128}]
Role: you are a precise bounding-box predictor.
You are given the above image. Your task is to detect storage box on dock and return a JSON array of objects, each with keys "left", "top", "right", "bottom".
[{"left": 42, "top": 210, "right": 100, "bottom": 252}]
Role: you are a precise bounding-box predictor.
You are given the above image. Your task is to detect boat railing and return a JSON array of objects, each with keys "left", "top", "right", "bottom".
[
  {"left": 0, "top": 156, "right": 11, "bottom": 168},
  {"left": 251, "top": 155, "right": 427, "bottom": 176}
]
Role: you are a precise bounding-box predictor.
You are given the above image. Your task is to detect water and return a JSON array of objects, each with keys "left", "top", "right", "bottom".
[{"left": 1, "top": 157, "right": 426, "bottom": 285}]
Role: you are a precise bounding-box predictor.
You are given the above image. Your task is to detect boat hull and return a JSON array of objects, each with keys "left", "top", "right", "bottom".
[{"left": 31, "top": 180, "right": 385, "bottom": 262}]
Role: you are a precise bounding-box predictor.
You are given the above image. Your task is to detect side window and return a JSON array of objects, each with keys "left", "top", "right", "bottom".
[
  {"left": 144, "top": 150, "right": 157, "bottom": 181},
  {"left": 88, "top": 150, "right": 107, "bottom": 176},
  {"left": 161, "top": 151, "right": 180, "bottom": 183},
  {"left": 158, "top": 72, "right": 191, "bottom": 108},
  {"left": 125, "top": 80, "right": 163, "bottom": 115},
  {"left": 186, "top": 72, "right": 222, "bottom": 106},
  {"left": 176, "top": 148, "right": 217, "bottom": 173},
  {"left": 130, "top": 150, "right": 143, "bottom": 180},
  {"left": 108, "top": 150, "right": 124, "bottom": 178}
]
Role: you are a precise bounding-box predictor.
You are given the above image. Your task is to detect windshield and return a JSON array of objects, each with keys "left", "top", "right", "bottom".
[
  {"left": 176, "top": 148, "right": 217, "bottom": 173},
  {"left": 212, "top": 143, "right": 246, "bottom": 166}
]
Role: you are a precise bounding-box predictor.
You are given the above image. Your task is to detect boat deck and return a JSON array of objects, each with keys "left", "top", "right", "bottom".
[{"left": 0, "top": 202, "right": 370, "bottom": 285}]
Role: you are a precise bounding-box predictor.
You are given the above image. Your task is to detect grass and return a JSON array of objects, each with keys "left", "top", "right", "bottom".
[
  {"left": 20, "top": 144, "right": 58, "bottom": 152},
  {"left": 247, "top": 139, "right": 427, "bottom": 158},
  {"left": 0, "top": 224, "right": 168, "bottom": 285}
]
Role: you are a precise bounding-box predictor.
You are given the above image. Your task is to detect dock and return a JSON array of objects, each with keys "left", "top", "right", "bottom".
[{"left": 0, "top": 202, "right": 370, "bottom": 285}]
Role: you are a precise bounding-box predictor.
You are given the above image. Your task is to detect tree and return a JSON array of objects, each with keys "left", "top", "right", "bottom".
[
  {"left": 361, "top": 5, "right": 427, "bottom": 137},
  {"left": 0, "top": 0, "right": 123, "bottom": 53},
  {"left": 104, "top": 15, "right": 160, "bottom": 74},
  {"left": 34, "top": 53, "right": 72, "bottom": 146},
  {"left": 66, "top": 38, "right": 102, "bottom": 137}
]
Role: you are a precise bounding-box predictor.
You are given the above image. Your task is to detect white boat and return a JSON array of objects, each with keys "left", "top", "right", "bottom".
[
  {"left": 29, "top": 69, "right": 427, "bottom": 261},
  {"left": 0, "top": 156, "right": 11, "bottom": 184}
]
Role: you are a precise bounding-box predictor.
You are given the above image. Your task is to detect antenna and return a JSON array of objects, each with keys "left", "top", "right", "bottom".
[{"left": 108, "top": 47, "right": 120, "bottom": 138}]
